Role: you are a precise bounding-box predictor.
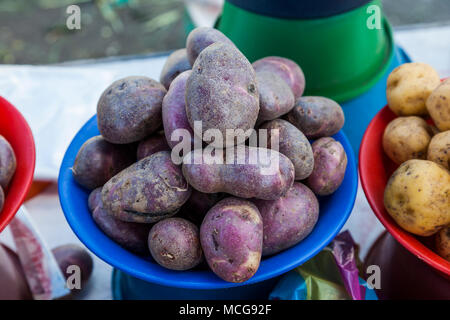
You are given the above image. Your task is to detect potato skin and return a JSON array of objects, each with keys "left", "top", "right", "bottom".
[
  {"left": 179, "top": 189, "right": 225, "bottom": 225},
  {"left": 186, "top": 42, "right": 259, "bottom": 147},
  {"left": 253, "top": 182, "right": 319, "bottom": 256},
  {"left": 260, "top": 119, "right": 314, "bottom": 180},
  {"left": 52, "top": 244, "right": 93, "bottom": 287},
  {"left": 97, "top": 76, "right": 166, "bottom": 144},
  {"left": 0, "top": 186, "right": 4, "bottom": 212},
  {"left": 136, "top": 133, "right": 170, "bottom": 160},
  {"left": 88, "top": 187, "right": 102, "bottom": 213},
  {"left": 72, "top": 136, "right": 135, "bottom": 190},
  {"left": 426, "top": 78, "right": 450, "bottom": 131},
  {"left": 148, "top": 218, "right": 202, "bottom": 270},
  {"left": 286, "top": 96, "right": 345, "bottom": 139},
  {"left": 252, "top": 56, "right": 305, "bottom": 99},
  {"left": 307, "top": 137, "right": 347, "bottom": 196},
  {"left": 186, "top": 27, "right": 234, "bottom": 66},
  {"left": 386, "top": 62, "right": 440, "bottom": 116},
  {"left": 200, "top": 197, "right": 263, "bottom": 283},
  {"left": 256, "top": 71, "right": 294, "bottom": 122},
  {"left": 382, "top": 117, "right": 433, "bottom": 165},
  {"left": 159, "top": 49, "right": 191, "bottom": 90},
  {"left": 384, "top": 160, "right": 450, "bottom": 236},
  {"left": 102, "top": 151, "right": 192, "bottom": 223},
  {"left": 0, "top": 135, "right": 16, "bottom": 189},
  {"left": 162, "top": 70, "right": 195, "bottom": 150},
  {"left": 427, "top": 131, "right": 450, "bottom": 169},
  {"left": 435, "top": 226, "right": 450, "bottom": 262},
  {"left": 182, "top": 147, "right": 295, "bottom": 200}
]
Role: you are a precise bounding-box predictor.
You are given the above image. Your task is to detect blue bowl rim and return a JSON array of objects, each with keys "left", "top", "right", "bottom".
[{"left": 58, "top": 115, "right": 358, "bottom": 290}]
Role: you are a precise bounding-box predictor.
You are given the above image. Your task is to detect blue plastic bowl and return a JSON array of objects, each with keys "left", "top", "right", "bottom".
[{"left": 58, "top": 116, "right": 357, "bottom": 291}]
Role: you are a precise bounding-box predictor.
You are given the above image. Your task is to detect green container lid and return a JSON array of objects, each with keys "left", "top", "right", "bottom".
[{"left": 216, "top": 0, "right": 393, "bottom": 102}]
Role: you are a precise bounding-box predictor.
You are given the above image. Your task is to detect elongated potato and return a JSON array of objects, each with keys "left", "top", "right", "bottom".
[
  {"left": 200, "top": 197, "right": 263, "bottom": 283},
  {"left": 97, "top": 76, "right": 166, "bottom": 144},
  {"left": 186, "top": 42, "right": 259, "bottom": 147},
  {"left": 384, "top": 160, "right": 450, "bottom": 236},
  {"left": 260, "top": 119, "right": 314, "bottom": 180},
  {"left": 435, "top": 226, "right": 450, "bottom": 262},
  {"left": 159, "top": 49, "right": 191, "bottom": 90},
  {"left": 286, "top": 96, "right": 345, "bottom": 139},
  {"left": 182, "top": 147, "right": 295, "bottom": 200},
  {"left": 383, "top": 116, "right": 433, "bottom": 165},
  {"left": 426, "top": 78, "right": 450, "bottom": 131},
  {"left": 386, "top": 62, "right": 440, "bottom": 116},
  {"left": 253, "top": 182, "right": 319, "bottom": 256},
  {"left": 427, "top": 131, "right": 450, "bottom": 169},
  {"left": 102, "top": 151, "right": 191, "bottom": 223},
  {"left": 0, "top": 135, "right": 16, "bottom": 189}
]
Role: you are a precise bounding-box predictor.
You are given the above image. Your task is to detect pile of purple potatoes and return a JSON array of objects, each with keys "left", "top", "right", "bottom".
[
  {"left": 0, "top": 135, "right": 16, "bottom": 213},
  {"left": 73, "top": 27, "right": 347, "bottom": 283}
]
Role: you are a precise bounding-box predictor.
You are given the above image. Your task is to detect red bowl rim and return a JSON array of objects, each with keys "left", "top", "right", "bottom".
[
  {"left": 0, "top": 96, "right": 36, "bottom": 232},
  {"left": 359, "top": 104, "right": 450, "bottom": 277}
]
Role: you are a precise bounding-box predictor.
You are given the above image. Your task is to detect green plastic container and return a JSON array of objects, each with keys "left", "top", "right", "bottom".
[{"left": 216, "top": 0, "right": 393, "bottom": 102}]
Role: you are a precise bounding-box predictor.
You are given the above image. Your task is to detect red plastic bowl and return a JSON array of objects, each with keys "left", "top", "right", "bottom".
[
  {"left": 0, "top": 97, "right": 36, "bottom": 232},
  {"left": 359, "top": 105, "right": 450, "bottom": 278}
]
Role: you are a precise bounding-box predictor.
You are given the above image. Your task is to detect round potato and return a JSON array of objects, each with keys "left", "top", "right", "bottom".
[
  {"left": 384, "top": 159, "right": 450, "bottom": 236},
  {"left": 426, "top": 78, "right": 450, "bottom": 131},
  {"left": 435, "top": 226, "right": 450, "bottom": 262},
  {"left": 159, "top": 49, "right": 191, "bottom": 90},
  {"left": 97, "top": 76, "right": 166, "bottom": 144},
  {"left": 386, "top": 62, "right": 440, "bottom": 116},
  {"left": 52, "top": 244, "right": 93, "bottom": 287},
  {"left": 382, "top": 116, "right": 433, "bottom": 165},
  {"left": 0, "top": 135, "right": 16, "bottom": 189},
  {"left": 148, "top": 218, "right": 202, "bottom": 270},
  {"left": 427, "top": 131, "right": 450, "bottom": 169},
  {"left": 136, "top": 133, "right": 170, "bottom": 160}
]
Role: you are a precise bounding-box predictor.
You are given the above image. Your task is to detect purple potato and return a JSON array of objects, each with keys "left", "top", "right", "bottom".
[
  {"left": 179, "top": 189, "right": 225, "bottom": 225},
  {"left": 0, "top": 135, "right": 16, "bottom": 189},
  {"left": 186, "top": 42, "right": 259, "bottom": 147},
  {"left": 253, "top": 56, "right": 305, "bottom": 99},
  {"left": 186, "top": 27, "right": 235, "bottom": 66},
  {"left": 307, "top": 137, "right": 347, "bottom": 196},
  {"left": 162, "top": 70, "right": 195, "bottom": 150},
  {"left": 88, "top": 187, "right": 102, "bottom": 213},
  {"left": 252, "top": 182, "right": 319, "bottom": 256},
  {"left": 72, "top": 136, "right": 135, "bottom": 190},
  {"left": 93, "top": 205, "right": 151, "bottom": 255},
  {"left": 160, "top": 49, "right": 191, "bottom": 90},
  {"left": 286, "top": 96, "right": 345, "bottom": 139},
  {"left": 260, "top": 119, "right": 314, "bottom": 180},
  {"left": 0, "top": 186, "right": 4, "bottom": 212},
  {"left": 136, "top": 133, "right": 170, "bottom": 160},
  {"left": 97, "top": 76, "right": 166, "bottom": 144},
  {"left": 200, "top": 197, "right": 263, "bottom": 283},
  {"left": 52, "top": 244, "right": 93, "bottom": 288},
  {"left": 148, "top": 217, "right": 202, "bottom": 270},
  {"left": 0, "top": 244, "right": 32, "bottom": 300},
  {"left": 256, "top": 71, "right": 295, "bottom": 122},
  {"left": 182, "top": 146, "right": 294, "bottom": 200},
  {"left": 102, "top": 151, "right": 191, "bottom": 223}
]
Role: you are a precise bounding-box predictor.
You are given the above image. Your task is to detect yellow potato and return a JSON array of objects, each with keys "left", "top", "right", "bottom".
[
  {"left": 384, "top": 159, "right": 450, "bottom": 236},
  {"left": 435, "top": 226, "right": 450, "bottom": 262},
  {"left": 427, "top": 131, "right": 450, "bottom": 169},
  {"left": 426, "top": 78, "right": 450, "bottom": 131},
  {"left": 386, "top": 63, "right": 440, "bottom": 116},
  {"left": 383, "top": 116, "right": 433, "bottom": 164}
]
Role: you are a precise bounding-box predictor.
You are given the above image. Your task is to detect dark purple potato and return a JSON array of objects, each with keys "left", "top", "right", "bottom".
[
  {"left": 286, "top": 96, "right": 345, "bottom": 139},
  {"left": 0, "top": 244, "right": 32, "bottom": 300},
  {"left": 186, "top": 27, "right": 235, "bottom": 66},
  {"left": 93, "top": 205, "right": 151, "bottom": 255},
  {"left": 256, "top": 71, "right": 295, "bottom": 122},
  {"left": 102, "top": 151, "right": 192, "bottom": 223},
  {"left": 253, "top": 56, "right": 305, "bottom": 100},
  {"left": 52, "top": 244, "right": 93, "bottom": 288},
  {"left": 97, "top": 76, "right": 166, "bottom": 144},
  {"left": 160, "top": 49, "right": 191, "bottom": 90},
  {"left": 136, "top": 133, "right": 170, "bottom": 160},
  {"left": 162, "top": 70, "right": 195, "bottom": 150},
  {"left": 252, "top": 182, "right": 319, "bottom": 256},
  {"left": 0, "top": 135, "right": 16, "bottom": 189},
  {"left": 72, "top": 136, "right": 135, "bottom": 190},
  {"left": 148, "top": 218, "right": 202, "bottom": 270},
  {"left": 88, "top": 187, "right": 102, "bottom": 213},
  {"left": 186, "top": 42, "right": 259, "bottom": 147},
  {"left": 179, "top": 190, "right": 225, "bottom": 225}
]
